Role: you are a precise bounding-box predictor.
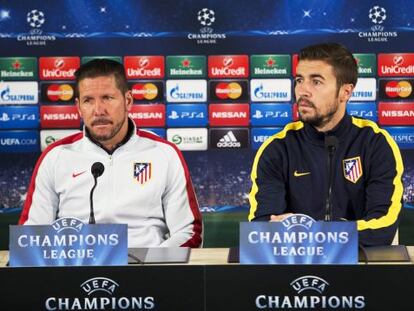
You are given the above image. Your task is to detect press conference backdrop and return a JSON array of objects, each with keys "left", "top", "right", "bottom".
[{"left": 1, "top": 0, "right": 414, "bottom": 248}]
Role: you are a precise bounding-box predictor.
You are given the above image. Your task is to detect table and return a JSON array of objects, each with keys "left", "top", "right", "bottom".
[{"left": 0, "top": 248, "right": 413, "bottom": 310}]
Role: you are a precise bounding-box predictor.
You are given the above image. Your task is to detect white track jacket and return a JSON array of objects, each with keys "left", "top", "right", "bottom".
[{"left": 19, "top": 125, "right": 202, "bottom": 248}]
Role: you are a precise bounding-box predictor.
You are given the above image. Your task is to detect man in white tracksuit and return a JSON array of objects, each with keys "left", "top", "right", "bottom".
[{"left": 19, "top": 59, "right": 202, "bottom": 248}]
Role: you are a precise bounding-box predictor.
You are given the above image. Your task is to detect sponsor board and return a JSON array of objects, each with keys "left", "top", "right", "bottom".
[
  {"left": 0, "top": 106, "right": 39, "bottom": 129},
  {"left": 379, "top": 79, "right": 414, "bottom": 100},
  {"left": 140, "top": 128, "right": 166, "bottom": 138},
  {"left": 40, "top": 82, "right": 75, "bottom": 103},
  {"left": 350, "top": 78, "right": 376, "bottom": 101},
  {"left": 209, "top": 103, "right": 250, "bottom": 126},
  {"left": 292, "top": 103, "right": 299, "bottom": 121},
  {"left": 209, "top": 128, "right": 249, "bottom": 149},
  {"left": 40, "top": 105, "right": 81, "bottom": 128},
  {"left": 166, "top": 80, "right": 207, "bottom": 102},
  {"left": 251, "top": 103, "right": 292, "bottom": 126},
  {"left": 378, "top": 53, "right": 414, "bottom": 77},
  {"left": 129, "top": 81, "right": 164, "bottom": 102},
  {"left": 209, "top": 80, "right": 249, "bottom": 101},
  {"left": 353, "top": 53, "right": 376, "bottom": 77},
  {"left": 0, "top": 57, "right": 37, "bottom": 80},
  {"left": 128, "top": 104, "right": 165, "bottom": 127},
  {"left": 383, "top": 126, "right": 414, "bottom": 149},
  {"left": 166, "top": 55, "right": 206, "bottom": 78},
  {"left": 250, "top": 79, "right": 291, "bottom": 102},
  {"left": 167, "top": 128, "right": 208, "bottom": 151},
  {"left": 378, "top": 102, "right": 414, "bottom": 125},
  {"left": 0, "top": 81, "right": 38, "bottom": 104},
  {"left": 251, "top": 127, "right": 281, "bottom": 150},
  {"left": 292, "top": 54, "right": 298, "bottom": 77},
  {"left": 39, "top": 57, "right": 80, "bottom": 80},
  {"left": 124, "top": 56, "right": 164, "bottom": 79},
  {"left": 346, "top": 102, "right": 377, "bottom": 122},
  {"left": 40, "top": 129, "right": 80, "bottom": 151},
  {"left": 250, "top": 55, "right": 291, "bottom": 78},
  {"left": 166, "top": 104, "right": 207, "bottom": 127},
  {"left": 81, "top": 56, "right": 122, "bottom": 64},
  {"left": 208, "top": 55, "right": 249, "bottom": 78},
  {"left": 0, "top": 130, "right": 39, "bottom": 153}
]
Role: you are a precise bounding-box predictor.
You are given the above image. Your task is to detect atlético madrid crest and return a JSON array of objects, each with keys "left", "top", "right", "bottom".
[
  {"left": 343, "top": 156, "right": 363, "bottom": 183},
  {"left": 134, "top": 162, "right": 152, "bottom": 185}
]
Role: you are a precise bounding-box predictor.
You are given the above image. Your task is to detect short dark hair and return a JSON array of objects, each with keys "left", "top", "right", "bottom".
[
  {"left": 74, "top": 59, "right": 129, "bottom": 98},
  {"left": 298, "top": 42, "right": 358, "bottom": 89}
]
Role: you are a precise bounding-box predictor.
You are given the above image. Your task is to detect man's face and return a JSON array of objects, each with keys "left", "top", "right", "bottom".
[
  {"left": 294, "top": 60, "right": 353, "bottom": 131},
  {"left": 76, "top": 75, "right": 132, "bottom": 145}
]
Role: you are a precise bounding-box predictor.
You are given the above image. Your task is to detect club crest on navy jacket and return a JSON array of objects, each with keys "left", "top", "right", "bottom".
[{"left": 249, "top": 114, "right": 403, "bottom": 246}]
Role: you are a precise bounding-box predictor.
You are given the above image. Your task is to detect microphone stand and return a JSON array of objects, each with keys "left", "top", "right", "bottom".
[{"left": 324, "top": 136, "right": 338, "bottom": 221}]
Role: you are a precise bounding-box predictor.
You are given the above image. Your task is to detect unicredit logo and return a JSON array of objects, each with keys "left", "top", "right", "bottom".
[
  {"left": 39, "top": 57, "right": 80, "bottom": 80},
  {"left": 378, "top": 53, "right": 414, "bottom": 76}
]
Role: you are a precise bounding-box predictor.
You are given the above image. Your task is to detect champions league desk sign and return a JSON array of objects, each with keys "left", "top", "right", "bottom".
[
  {"left": 9, "top": 217, "right": 128, "bottom": 267},
  {"left": 240, "top": 214, "right": 358, "bottom": 264}
]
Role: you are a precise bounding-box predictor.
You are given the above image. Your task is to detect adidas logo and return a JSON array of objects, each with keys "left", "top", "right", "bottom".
[{"left": 217, "top": 131, "right": 241, "bottom": 148}]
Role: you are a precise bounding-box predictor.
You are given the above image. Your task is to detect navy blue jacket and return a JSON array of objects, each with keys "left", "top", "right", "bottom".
[{"left": 249, "top": 114, "right": 403, "bottom": 246}]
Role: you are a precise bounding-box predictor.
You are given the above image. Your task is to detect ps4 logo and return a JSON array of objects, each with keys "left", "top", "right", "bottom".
[
  {"left": 252, "top": 110, "right": 289, "bottom": 119},
  {"left": 348, "top": 110, "right": 374, "bottom": 118},
  {"left": 168, "top": 110, "right": 205, "bottom": 119}
]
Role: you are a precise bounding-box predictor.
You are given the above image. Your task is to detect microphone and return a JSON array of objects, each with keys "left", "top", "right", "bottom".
[
  {"left": 89, "top": 162, "right": 105, "bottom": 224},
  {"left": 324, "top": 136, "right": 338, "bottom": 221}
]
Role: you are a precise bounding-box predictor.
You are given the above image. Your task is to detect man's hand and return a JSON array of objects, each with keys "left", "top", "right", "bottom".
[{"left": 270, "top": 213, "right": 293, "bottom": 222}]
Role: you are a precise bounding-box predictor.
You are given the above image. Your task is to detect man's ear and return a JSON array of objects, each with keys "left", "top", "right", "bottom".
[
  {"left": 340, "top": 83, "right": 354, "bottom": 102},
  {"left": 125, "top": 91, "right": 133, "bottom": 111}
]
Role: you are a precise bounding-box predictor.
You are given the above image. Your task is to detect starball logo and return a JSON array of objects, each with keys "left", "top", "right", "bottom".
[
  {"left": 17, "top": 9, "right": 56, "bottom": 46},
  {"left": 44, "top": 277, "right": 155, "bottom": 310},
  {"left": 255, "top": 275, "right": 366, "bottom": 309},
  {"left": 358, "top": 6, "right": 397, "bottom": 42},
  {"left": 187, "top": 8, "right": 226, "bottom": 44}
]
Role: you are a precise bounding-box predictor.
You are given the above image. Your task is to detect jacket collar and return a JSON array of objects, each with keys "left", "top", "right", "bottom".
[
  {"left": 84, "top": 118, "right": 136, "bottom": 154},
  {"left": 303, "top": 113, "right": 352, "bottom": 146}
]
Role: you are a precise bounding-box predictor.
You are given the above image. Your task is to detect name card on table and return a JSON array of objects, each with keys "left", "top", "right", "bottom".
[
  {"left": 9, "top": 217, "right": 128, "bottom": 267},
  {"left": 240, "top": 214, "right": 358, "bottom": 264}
]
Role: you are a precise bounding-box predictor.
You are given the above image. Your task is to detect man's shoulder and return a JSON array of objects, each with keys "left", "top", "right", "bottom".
[
  {"left": 42, "top": 131, "right": 83, "bottom": 154},
  {"left": 136, "top": 129, "right": 180, "bottom": 154}
]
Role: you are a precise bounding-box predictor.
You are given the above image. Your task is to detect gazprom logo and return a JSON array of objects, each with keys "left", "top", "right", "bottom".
[
  {"left": 166, "top": 80, "right": 207, "bottom": 102},
  {"left": 250, "top": 79, "right": 291, "bottom": 102},
  {"left": 52, "top": 217, "right": 84, "bottom": 233}
]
